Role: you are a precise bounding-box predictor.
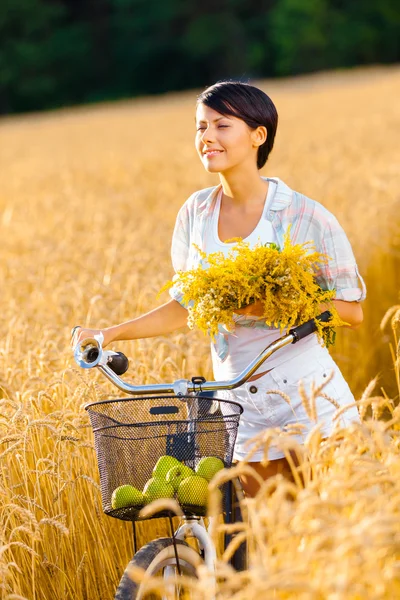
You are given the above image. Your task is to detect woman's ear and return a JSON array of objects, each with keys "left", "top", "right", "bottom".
[{"left": 251, "top": 126, "right": 267, "bottom": 148}]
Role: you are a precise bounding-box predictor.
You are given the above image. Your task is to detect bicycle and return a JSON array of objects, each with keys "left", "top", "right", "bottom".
[{"left": 73, "top": 311, "right": 331, "bottom": 599}]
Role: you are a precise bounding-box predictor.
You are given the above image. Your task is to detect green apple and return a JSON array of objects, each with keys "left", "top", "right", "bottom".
[
  {"left": 166, "top": 464, "right": 195, "bottom": 492},
  {"left": 111, "top": 485, "right": 144, "bottom": 509},
  {"left": 152, "top": 455, "right": 182, "bottom": 479},
  {"left": 177, "top": 475, "right": 209, "bottom": 507},
  {"left": 196, "top": 457, "right": 225, "bottom": 482},
  {"left": 143, "top": 477, "right": 175, "bottom": 504}
]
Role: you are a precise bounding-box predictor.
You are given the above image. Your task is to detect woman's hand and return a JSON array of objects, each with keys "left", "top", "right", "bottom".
[
  {"left": 321, "top": 300, "right": 364, "bottom": 329},
  {"left": 235, "top": 300, "right": 264, "bottom": 317},
  {"left": 71, "top": 326, "right": 117, "bottom": 350}
]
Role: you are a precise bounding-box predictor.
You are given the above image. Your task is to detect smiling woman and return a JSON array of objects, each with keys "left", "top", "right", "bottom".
[
  {"left": 73, "top": 80, "right": 366, "bottom": 497},
  {"left": 196, "top": 105, "right": 265, "bottom": 185},
  {"left": 195, "top": 81, "right": 278, "bottom": 173}
]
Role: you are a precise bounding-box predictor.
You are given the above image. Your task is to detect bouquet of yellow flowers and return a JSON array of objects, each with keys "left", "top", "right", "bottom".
[{"left": 162, "top": 230, "right": 344, "bottom": 347}]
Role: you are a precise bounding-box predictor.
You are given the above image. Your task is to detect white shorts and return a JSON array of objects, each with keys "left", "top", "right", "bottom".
[{"left": 223, "top": 349, "right": 360, "bottom": 462}]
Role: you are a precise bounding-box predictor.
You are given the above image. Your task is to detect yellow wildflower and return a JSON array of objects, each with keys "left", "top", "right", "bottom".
[{"left": 161, "top": 230, "right": 344, "bottom": 347}]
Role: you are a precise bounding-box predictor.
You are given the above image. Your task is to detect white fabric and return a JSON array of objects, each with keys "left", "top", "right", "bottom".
[
  {"left": 199, "top": 181, "right": 360, "bottom": 460},
  {"left": 204, "top": 182, "right": 322, "bottom": 381},
  {"left": 171, "top": 178, "right": 363, "bottom": 460},
  {"left": 219, "top": 345, "right": 360, "bottom": 462}
]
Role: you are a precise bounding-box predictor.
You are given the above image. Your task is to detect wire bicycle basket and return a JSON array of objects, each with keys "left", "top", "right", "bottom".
[{"left": 86, "top": 395, "right": 243, "bottom": 522}]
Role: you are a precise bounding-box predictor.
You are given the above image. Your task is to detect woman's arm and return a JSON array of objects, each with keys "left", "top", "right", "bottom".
[
  {"left": 235, "top": 299, "right": 363, "bottom": 329},
  {"left": 72, "top": 299, "right": 188, "bottom": 348},
  {"left": 321, "top": 299, "right": 363, "bottom": 329}
]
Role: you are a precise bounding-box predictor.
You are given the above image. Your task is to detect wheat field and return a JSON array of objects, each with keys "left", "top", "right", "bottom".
[{"left": 0, "top": 65, "right": 399, "bottom": 599}]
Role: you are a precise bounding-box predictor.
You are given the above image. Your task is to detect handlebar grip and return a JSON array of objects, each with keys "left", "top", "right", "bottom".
[
  {"left": 289, "top": 311, "right": 332, "bottom": 343},
  {"left": 107, "top": 352, "right": 129, "bottom": 376}
]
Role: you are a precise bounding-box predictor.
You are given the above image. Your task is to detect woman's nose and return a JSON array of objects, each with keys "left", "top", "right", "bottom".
[{"left": 201, "top": 126, "right": 215, "bottom": 145}]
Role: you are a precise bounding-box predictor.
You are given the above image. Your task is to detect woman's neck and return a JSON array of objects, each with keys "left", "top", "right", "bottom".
[{"left": 219, "top": 166, "right": 269, "bottom": 206}]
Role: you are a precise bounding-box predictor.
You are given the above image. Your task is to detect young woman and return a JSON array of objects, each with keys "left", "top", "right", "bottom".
[{"left": 73, "top": 81, "right": 366, "bottom": 496}]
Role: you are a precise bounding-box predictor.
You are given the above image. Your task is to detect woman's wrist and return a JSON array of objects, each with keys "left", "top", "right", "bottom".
[{"left": 103, "top": 324, "right": 125, "bottom": 345}]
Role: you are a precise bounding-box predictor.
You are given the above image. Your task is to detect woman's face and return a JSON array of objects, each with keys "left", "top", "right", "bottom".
[{"left": 195, "top": 103, "right": 261, "bottom": 174}]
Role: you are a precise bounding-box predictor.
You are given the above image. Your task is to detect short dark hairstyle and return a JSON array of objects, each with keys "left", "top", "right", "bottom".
[{"left": 197, "top": 81, "right": 278, "bottom": 169}]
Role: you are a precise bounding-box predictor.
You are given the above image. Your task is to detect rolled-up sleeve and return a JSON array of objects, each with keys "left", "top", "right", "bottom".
[
  {"left": 315, "top": 215, "right": 366, "bottom": 302},
  {"left": 168, "top": 199, "right": 192, "bottom": 307}
]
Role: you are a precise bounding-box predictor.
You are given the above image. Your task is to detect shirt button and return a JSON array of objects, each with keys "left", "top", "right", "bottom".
[
  {"left": 323, "top": 373, "right": 327, "bottom": 378},
  {"left": 283, "top": 379, "right": 287, "bottom": 384},
  {"left": 249, "top": 386, "right": 258, "bottom": 394}
]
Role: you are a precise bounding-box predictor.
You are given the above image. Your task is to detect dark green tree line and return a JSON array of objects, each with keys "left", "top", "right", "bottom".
[{"left": 0, "top": 0, "right": 399, "bottom": 114}]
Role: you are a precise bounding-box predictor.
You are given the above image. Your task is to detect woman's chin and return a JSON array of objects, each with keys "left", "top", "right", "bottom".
[
  {"left": 202, "top": 161, "right": 230, "bottom": 175},
  {"left": 203, "top": 165, "right": 222, "bottom": 174},
  {"left": 200, "top": 156, "right": 226, "bottom": 174}
]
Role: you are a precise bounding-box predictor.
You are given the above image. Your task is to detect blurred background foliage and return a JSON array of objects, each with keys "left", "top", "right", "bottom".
[{"left": 0, "top": 0, "right": 399, "bottom": 114}]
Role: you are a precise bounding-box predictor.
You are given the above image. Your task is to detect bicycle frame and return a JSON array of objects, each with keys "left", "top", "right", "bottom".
[{"left": 165, "top": 516, "right": 217, "bottom": 575}]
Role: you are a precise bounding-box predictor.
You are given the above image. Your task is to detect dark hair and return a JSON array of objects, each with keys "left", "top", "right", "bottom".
[{"left": 197, "top": 81, "right": 278, "bottom": 169}]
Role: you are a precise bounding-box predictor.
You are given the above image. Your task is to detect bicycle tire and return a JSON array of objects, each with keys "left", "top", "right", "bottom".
[{"left": 114, "top": 537, "right": 203, "bottom": 600}]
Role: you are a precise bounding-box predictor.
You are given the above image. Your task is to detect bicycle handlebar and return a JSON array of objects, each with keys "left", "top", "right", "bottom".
[{"left": 73, "top": 311, "right": 332, "bottom": 397}]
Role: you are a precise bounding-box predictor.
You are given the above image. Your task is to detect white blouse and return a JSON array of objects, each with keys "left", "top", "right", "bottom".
[{"left": 203, "top": 182, "right": 321, "bottom": 380}]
